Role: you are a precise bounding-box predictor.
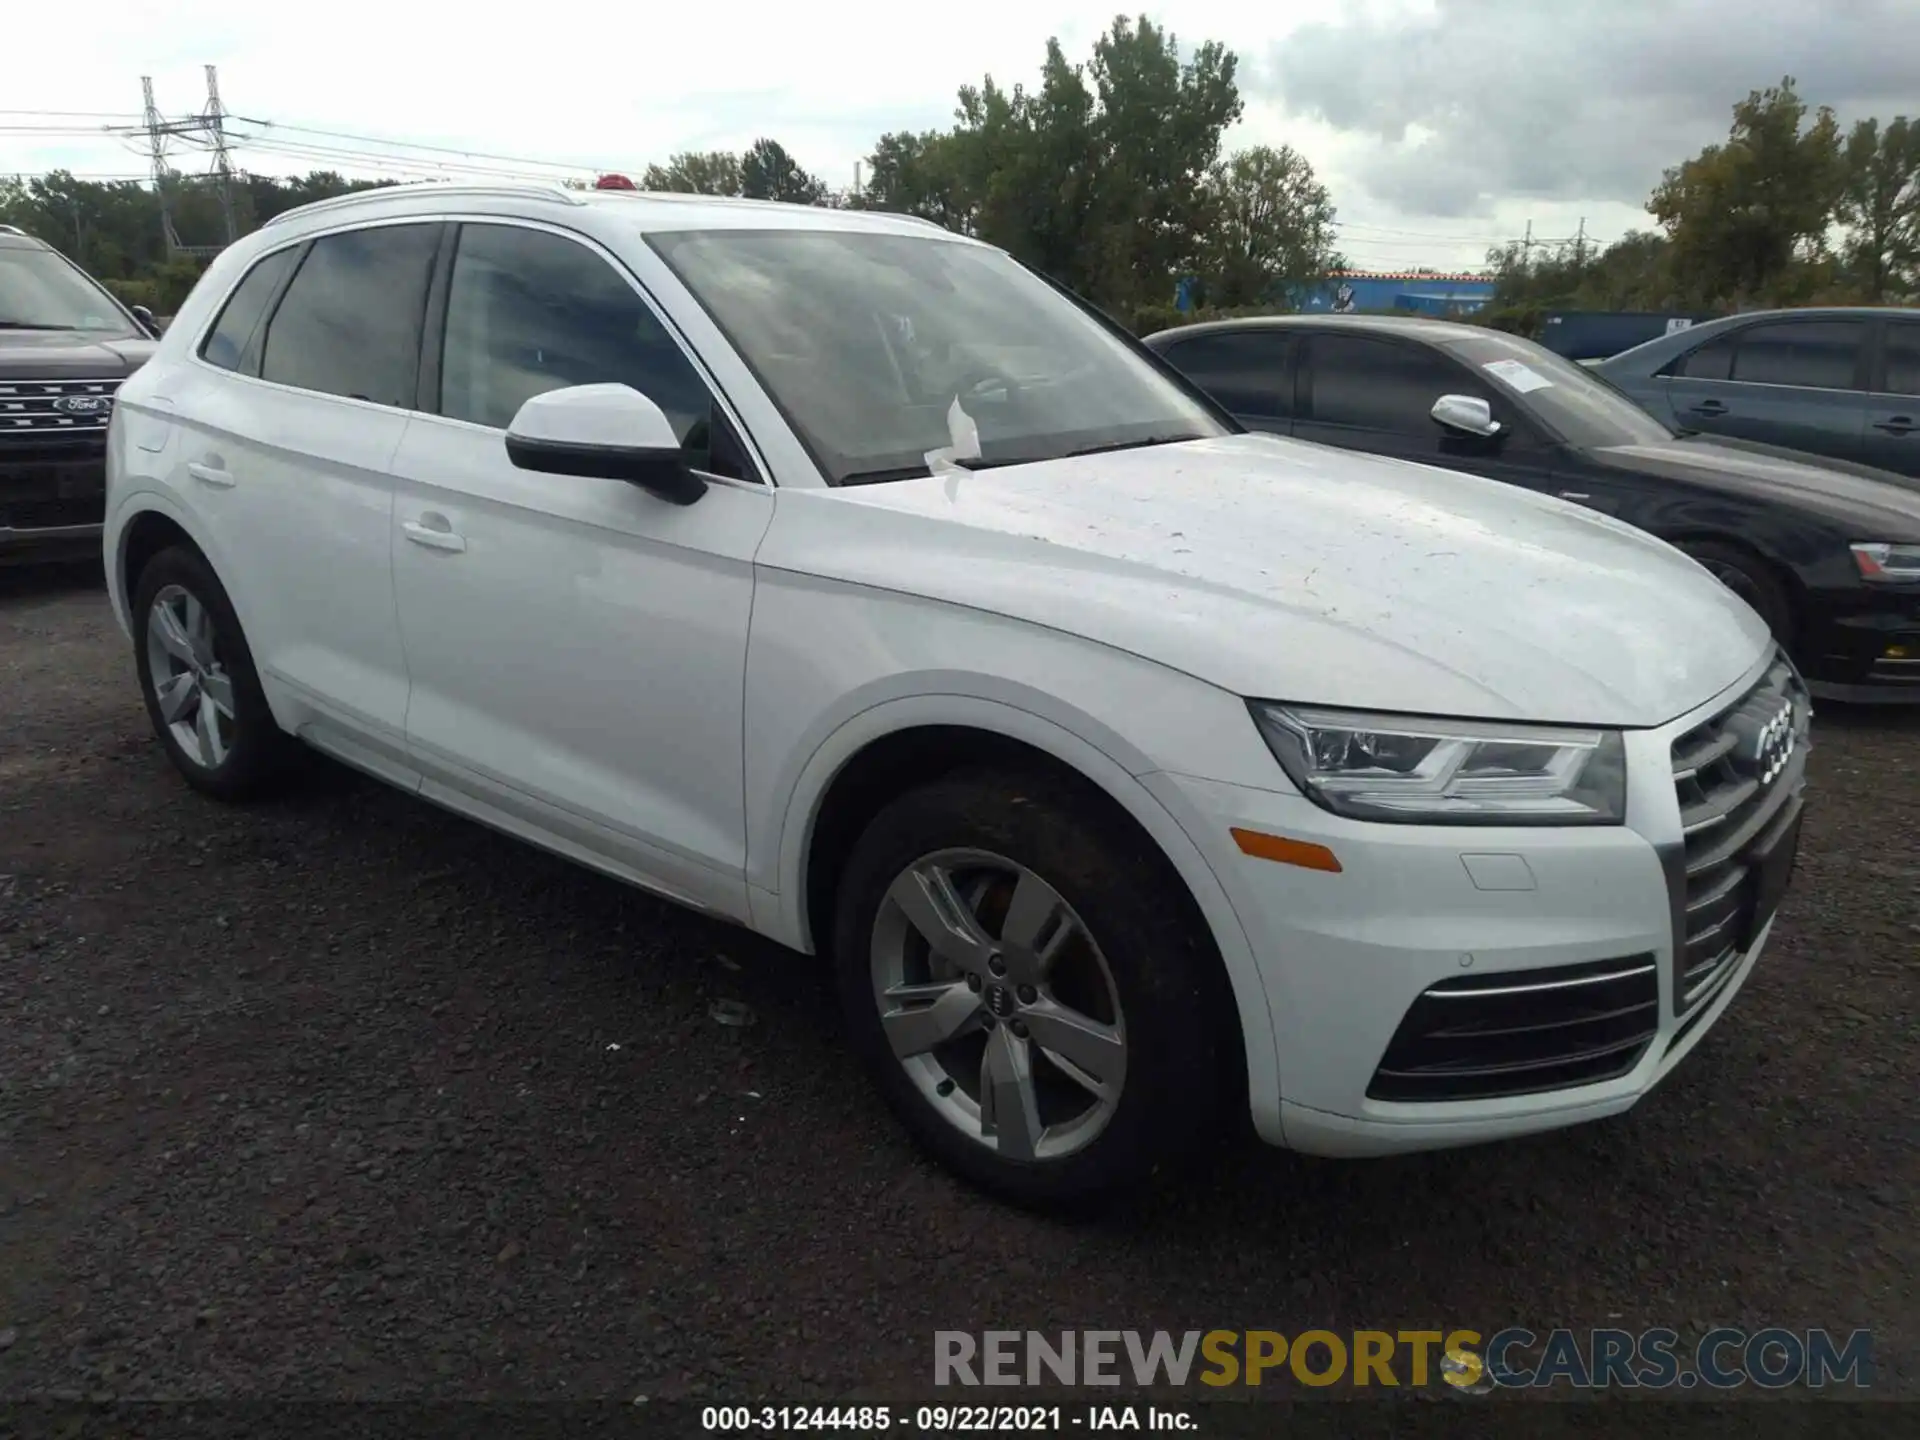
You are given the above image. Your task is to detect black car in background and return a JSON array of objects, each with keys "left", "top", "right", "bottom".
[
  {"left": 1597, "top": 306, "right": 1920, "bottom": 479},
  {"left": 1, "top": 224, "right": 161, "bottom": 566},
  {"left": 1145, "top": 314, "right": 1920, "bottom": 702}
]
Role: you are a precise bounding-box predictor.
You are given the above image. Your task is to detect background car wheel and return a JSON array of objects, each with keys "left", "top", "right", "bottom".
[
  {"left": 832, "top": 767, "right": 1239, "bottom": 1208},
  {"left": 1677, "top": 538, "right": 1795, "bottom": 645},
  {"left": 132, "top": 545, "right": 298, "bottom": 801}
]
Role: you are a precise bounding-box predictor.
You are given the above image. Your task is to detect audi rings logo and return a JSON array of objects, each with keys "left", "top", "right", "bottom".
[{"left": 1742, "top": 701, "right": 1796, "bottom": 786}]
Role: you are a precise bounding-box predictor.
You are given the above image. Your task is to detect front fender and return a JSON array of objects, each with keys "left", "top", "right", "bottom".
[{"left": 759, "top": 689, "right": 1286, "bottom": 1145}]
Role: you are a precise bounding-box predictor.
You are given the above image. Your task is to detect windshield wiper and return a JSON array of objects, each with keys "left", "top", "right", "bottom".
[
  {"left": 0, "top": 321, "right": 79, "bottom": 330},
  {"left": 839, "top": 463, "right": 938, "bottom": 487},
  {"left": 836, "top": 434, "right": 1206, "bottom": 486},
  {"left": 1061, "top": 434, "right": 1205, "bottom": 459},
  {"left": 839, "top": 456, "right": 1036, "bottom": 484}
]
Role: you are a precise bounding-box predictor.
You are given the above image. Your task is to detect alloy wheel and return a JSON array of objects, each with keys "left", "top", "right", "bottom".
[
  {"left": 144, "top": 583, "right": 236, "bottom": 770},
  {"left": 869, "top": 848, "right": 1127, "bottom": 1161}
]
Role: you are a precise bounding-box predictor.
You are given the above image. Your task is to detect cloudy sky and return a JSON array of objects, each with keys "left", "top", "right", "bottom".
[{"left": 5, "top": 0, "right": 1916, "bottom": 271}]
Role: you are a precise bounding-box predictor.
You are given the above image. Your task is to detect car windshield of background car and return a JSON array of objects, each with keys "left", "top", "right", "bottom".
[
  {"left": 1447, "top": 334, "right": 1676, "bottom": 449},
  {"left": 0, "top": 247, "right": 139, "bottom": 334}
]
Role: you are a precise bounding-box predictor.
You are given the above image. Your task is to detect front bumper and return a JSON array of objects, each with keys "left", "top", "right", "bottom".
[
  {"left": 1, "top": 433, "right": 108, "bottom": 566},
  {"left": 1799, "top": 589, "right": 1920, "bottom": 703},
  {"left": 1145, "top": 648, "right": 1808, "bottom": 1157}
]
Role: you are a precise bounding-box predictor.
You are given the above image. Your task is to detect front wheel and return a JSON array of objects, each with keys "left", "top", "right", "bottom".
[
  {"left": 832, "top": 768, "right": 1239, "bottom": 1207},
  {"left": 1676, "top": 538, "right": 1795, "bottom": 645}
]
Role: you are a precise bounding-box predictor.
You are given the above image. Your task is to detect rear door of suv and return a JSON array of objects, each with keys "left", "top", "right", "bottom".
[
  {"left": 1862, "top": 316, "right": 1920, "bottom": 478},
  {"left": 1658, "top": 316, "right": 1871, "bottom": 463},
  {"left": 170, "top": 221, "right": 438, "bottom": 780}
]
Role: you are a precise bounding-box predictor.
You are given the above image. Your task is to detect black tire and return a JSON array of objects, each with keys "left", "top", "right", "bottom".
[
  {"left": 832, "top": 767, "right": 1239, "bottom": 1208},
  {"left": 1677, "top": 538, "right": 1795, "bottom": 645},
  {"left": 131, "top": 544, "right": 299, "bottom": 801}
]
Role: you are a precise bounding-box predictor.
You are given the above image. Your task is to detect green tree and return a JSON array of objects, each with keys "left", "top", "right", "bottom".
[
  {"left": 1837, "top": 115, "right": 1920, "bottom": 301},
  {"left": 0, "top": 168, "right": 400, "bottom": 309},
  {"left": 740, "top": 138, "right": 827, "bottom": 204},
  {"left": 1648, "top": 76, "right": 1843, "bottom": 304},
  {"left": 919, "top": 15, "right": 1242, "bottom": 310},
  {"left": 1085, "top": 16, "right": 1242, "bottom": 308},
  {"left": 949, "top": 40, "right": 1105, "bottom": 291},
  {"left": 859, "top": 130, "right": 975, "bottom": 231},
  {"left": 641, "top": 151, "right": 743, "bottom": 196},
  {"left": 1197, "top": 144, "right": 1342, "bottom": 305}
]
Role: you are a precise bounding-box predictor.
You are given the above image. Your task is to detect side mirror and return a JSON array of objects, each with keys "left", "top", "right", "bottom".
[
  {"left": 1431, "top": 393, "right": 1502, "bottom": 439},
  {"left": 130, "top": 304, "right": 160, "bottom": 337},
  {"left": 504, "top": 383, "right": 707, "bottom": 506}
]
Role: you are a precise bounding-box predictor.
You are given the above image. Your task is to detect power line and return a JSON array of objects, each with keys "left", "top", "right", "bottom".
[
  {"left": 1334, "top": 221, "right": 1517, "bottom": 242},
  {"left": 3, "top": 171, "right": 153, "bottom": 180},
  {"left": 0, "top": 108, "right": 143, "bottom": 120},
  {"left": 228, "top": 116, "right": 622, "bottom": 175},
  {"left": 0, "top": 123, "right": 124, "bottom": 135},
  {"left": 228, "top": 133, "right": 592, "bottom": 184}
]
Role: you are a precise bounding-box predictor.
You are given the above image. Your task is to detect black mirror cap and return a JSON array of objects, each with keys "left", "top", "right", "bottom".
[
  {"left": 505, "top": 434, "right": 708, "bottom": 506},
  {"left": 130, "top": 303, "right": 160, "bottom": 336}
]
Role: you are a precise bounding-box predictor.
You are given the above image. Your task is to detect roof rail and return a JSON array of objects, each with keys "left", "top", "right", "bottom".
[
  {"left": 614, "top": 190, "right": 951, "bottom": 232},
  {"left": 262, "top": 181, "right": 586, "bottom": 229},
  {"left": 0, "top": 222, "right": 28, "bottom": 236}
]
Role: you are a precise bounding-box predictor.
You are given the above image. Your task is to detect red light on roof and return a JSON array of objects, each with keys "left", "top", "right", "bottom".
[{"left": 594, "top": 173, "right": 637, "bottom": 191}]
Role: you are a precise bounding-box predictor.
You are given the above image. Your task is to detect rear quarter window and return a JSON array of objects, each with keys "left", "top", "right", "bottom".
[{"left": 199, "top": 246, "right": 301, "bottom": 375}]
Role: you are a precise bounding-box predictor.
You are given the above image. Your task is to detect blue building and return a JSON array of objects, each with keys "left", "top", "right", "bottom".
[{"left": 1293, "top": 271, "right": 1496, "bottom": 317}]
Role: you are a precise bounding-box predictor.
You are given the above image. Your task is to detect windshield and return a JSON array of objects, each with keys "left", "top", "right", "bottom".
[
  {"left": 1443, "top": 334, "right": 1675, "bottom": 448},
  {"left": 0, "top": 244, "right": 139, "bottom": 335},
  {"left": 647, "top": 228, "right": 1227, "bottom": 484}
]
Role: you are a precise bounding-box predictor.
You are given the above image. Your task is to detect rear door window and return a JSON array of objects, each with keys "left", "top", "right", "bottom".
[
  {"left": 1881, "top": 322, "right": 1920, "bottom": 397},
  {"left": 1726, "top": 320, "right": 1866, "bottom": 390},
  {"left": 259, "top": 223, "right": 441, "bottom": 408}
]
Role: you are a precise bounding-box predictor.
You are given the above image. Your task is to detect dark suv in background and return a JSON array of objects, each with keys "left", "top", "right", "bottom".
[
  {"left": 1, "top": 224, "right": 161, "bottom": 565},
  {"left": 1598, "top": 307, "right": 1920, "bottom": 479}
]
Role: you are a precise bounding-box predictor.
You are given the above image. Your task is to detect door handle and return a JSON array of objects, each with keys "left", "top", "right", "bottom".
[
  {"left": 403, "top": 518, "right": 466, "bottom": 553},
  {"left": 1873, "top": 416, "right": 1916, "bottom": 435},
  {"left": 186, "top": 460, "right": 235, "bottom": 488},
  {"left": 1690, "top": 400, "right": 1728, "bottom": 417}
]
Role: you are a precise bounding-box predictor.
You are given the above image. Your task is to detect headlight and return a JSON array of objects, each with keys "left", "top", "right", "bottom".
[
  {"left": 1851, "top": 543, "right": 1920, "bottom": 583},
  {"left": 1248, "top": 704, "right": 1627, "bottom": 826}
]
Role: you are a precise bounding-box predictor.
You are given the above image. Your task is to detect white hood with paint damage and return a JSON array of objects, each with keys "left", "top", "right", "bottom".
[{"left": 759, "top": 433, "right": 1770, "bottom": 727}]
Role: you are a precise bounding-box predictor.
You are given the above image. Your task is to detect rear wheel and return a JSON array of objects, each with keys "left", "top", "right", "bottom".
[
  {"left": 832, "top": 768, "right": 1238, "bottom": 1207},
  {"left": 132, "top": 545, "right": 299, "bottom": 800},
  {"left": 1676, "top": 538, "right": 1795, "bottom": 645}
]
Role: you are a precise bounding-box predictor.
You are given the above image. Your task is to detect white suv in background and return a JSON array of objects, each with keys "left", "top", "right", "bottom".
[{"left": 104, "top": 184, "right": 1810, "bottom": 1206}]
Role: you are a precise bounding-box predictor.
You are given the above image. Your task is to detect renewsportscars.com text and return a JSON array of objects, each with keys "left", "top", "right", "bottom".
[{"left": 933, "top": 1328, "right": 1874, "bottom": 1390}]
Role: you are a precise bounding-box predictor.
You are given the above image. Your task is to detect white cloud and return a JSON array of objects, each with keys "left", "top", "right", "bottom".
[{"left": 5, "top": 0, "right": 1903, "bottom": 272}]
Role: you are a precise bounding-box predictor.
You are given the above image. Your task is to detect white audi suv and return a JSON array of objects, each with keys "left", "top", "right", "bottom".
[{"left": 103, "top": 183, "right": 1809, "bottom": 1205}]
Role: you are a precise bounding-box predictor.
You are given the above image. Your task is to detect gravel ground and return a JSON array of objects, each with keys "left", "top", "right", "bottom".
[{"left": 2, "top": 562, "right": 1915, "bottom": 1403}]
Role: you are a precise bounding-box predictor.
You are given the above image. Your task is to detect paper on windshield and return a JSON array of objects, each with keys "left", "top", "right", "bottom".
[
  {"left": 1482, "top": 358, "right": 1554, "bottom": 393},
  {"left": 924, "top": 396, "right": 983, "bottom": 475}
]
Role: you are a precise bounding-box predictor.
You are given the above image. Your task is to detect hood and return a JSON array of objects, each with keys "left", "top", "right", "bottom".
[
  {"left": 1591, "top": 434, "right": 1920, "bottom": 537},
  {"left": 0, "top": 331, "right": 158, "bottom": 378},
  {"left": 764, "top": 434, "right": 1771, "bottom": 728}
]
